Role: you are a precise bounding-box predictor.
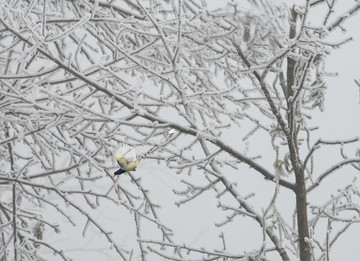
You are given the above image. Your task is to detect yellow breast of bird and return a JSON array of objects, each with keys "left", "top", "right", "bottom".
[
  {"left": 117, "top": 157, "right": 140, "bottom": 171},
  {"left": 122, "top": 161, "right": 138, "bottom": 171}
]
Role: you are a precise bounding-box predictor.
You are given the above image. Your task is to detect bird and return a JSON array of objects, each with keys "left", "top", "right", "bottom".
[
  {"left": 113, "top": 129, "right": 177, "bottom": 177},
  {"left": 113, "top": 143, "right": 139, "bottom": 177}
]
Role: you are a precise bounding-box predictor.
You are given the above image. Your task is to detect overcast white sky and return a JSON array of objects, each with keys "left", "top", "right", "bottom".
[{"left": 5, "top": 1, "right": 359, "bottom": 260}]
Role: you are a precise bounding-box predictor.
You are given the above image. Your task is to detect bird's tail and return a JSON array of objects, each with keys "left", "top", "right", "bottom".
[{"left": 136, "top": 129, "right": 177, "bottom": 162}]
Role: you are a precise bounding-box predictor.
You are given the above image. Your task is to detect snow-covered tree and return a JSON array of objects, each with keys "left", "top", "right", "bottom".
[{"left": 1, "top": 0, "right": 360, "bottom": 260}]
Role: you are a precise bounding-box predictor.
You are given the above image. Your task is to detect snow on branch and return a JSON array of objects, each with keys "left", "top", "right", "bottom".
[{"left": 1, "top": 0, "right": 360, "bottom": 260}]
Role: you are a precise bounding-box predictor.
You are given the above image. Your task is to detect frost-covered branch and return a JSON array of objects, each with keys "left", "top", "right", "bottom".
[{"left": 1, "top": 0, "right": 360, "bottom": 260}]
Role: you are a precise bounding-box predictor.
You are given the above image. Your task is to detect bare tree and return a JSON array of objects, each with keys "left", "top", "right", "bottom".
[{"left": 1, "top": 0, "right": 360, "bottom": 260}]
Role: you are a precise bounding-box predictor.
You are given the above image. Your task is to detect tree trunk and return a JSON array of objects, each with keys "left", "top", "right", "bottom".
[
  {"left": 295, "top": 168, "right": 311, "bottom": 261},
  {"left": 286, "top": 7, "right": 312, "bottom": 261}
]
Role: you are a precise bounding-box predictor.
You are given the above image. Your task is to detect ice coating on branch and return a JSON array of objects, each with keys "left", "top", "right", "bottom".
[
  {"left": 168, "top": 129, "right": 177, "bottom": 134},
  {"left": 196, "top": 131, "right": 216, "bottom": 142}
]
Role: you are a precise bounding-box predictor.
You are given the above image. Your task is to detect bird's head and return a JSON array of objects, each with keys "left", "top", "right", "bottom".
[{"left": 113, "top": 168, "right": 126, "bottom": 177}]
